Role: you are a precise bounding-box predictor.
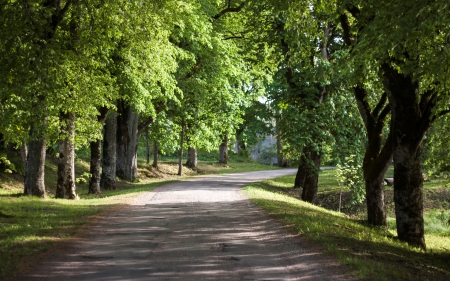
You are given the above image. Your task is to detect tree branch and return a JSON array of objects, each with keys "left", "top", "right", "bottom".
[
  {"left": 223, "top": 35, "right": 245, "bottom": 40},
  {"left": 430, "top": 105, "right": 450, "bottom": 123},
  {"left": 97, "top": 106, "right": 109, "bottom": 124},
  {"left": 48, "top": 0, "right": 73, "bottom": 40},
  {"left": 353, "top": 85, "right": 373, "bottom": 129},
  {"left": 419, "top": 89, "right": 435, "bottom": 113},
  {"left": 137, "top": 116, "right": 154, "bottom": 136},
  {"left": 378, "top": 105, "right": 391, "bottom": 123},
  {"left": 339, "top": 13, "right": 354, "bottom": 46},
  {"left": 372, "top": 92, "right": 388, "bottom": 118},
  {"left": 346, "top": 5, "right": 361, "bottom": 18},
  {"left": 213, "top": 1, "right": 246, "bottom": 19},
  {"left": 184, "top": 60, "right": 202, "bottom": 80}
]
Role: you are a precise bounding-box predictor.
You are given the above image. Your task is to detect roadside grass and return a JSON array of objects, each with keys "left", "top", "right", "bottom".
[
  {"left": 243, "top": 168, "right": 450, "bottom": 281},
  {"left": 0, "top": 177, "right": 169, "bottom": 280},
  {"left": 0, "top": 151, "right": 275, "bottom": 280}
]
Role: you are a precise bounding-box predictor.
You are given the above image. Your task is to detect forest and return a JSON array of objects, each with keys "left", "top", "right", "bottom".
[{"left": 1, "top": 0, "right": 449, "bottom": 259}]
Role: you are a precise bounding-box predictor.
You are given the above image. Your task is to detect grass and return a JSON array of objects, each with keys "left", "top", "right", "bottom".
[
  {"left": 0, "top": 150, "right": 277, "bottom": 280},
  {"left": 243, "top": 168, "right": 450, "bottom": 281}
]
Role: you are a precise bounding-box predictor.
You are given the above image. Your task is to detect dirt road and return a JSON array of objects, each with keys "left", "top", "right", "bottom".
[{"left": 16, "top": 170, "right": 353, "bottom": 281}]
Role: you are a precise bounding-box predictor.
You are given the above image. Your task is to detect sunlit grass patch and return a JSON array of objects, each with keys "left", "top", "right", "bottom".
[
  {"left": 0, "top": 178, "right": 169, "bottom": 280},
  {"left": 243, "top": 180, "right": 450, "bottom": 281}
]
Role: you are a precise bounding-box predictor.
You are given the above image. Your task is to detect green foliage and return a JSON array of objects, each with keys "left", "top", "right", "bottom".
[
  {"left": 75, "top": 172, "right": 91, "bottom": 184},
  {"left": 336, "top": 155, "right": 365, "bottom": 205},
  {"left": 0, "top": 155, "right": 16, "bottom": 174}
]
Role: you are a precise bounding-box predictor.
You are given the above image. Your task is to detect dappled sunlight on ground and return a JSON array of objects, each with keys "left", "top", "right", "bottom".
[{"left": 15, "top": 170, "right": 353, "bottom": 281}]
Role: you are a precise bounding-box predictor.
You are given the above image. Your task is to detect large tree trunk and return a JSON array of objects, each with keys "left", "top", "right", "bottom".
[
  {"left": 294, "top": 162, "right": 307, "bottom": 189},
  {"left": 101, "top": 111, "right": 117, "bottom": 190},
  {"left": 24, "top": 139, "right": 46, "bottom": 197},
  {"left": 218, "top": 135, "right": 228, "bottom": 164},
  {"left": 56, "top": 112, "right": 77, "bottom": 199},
  {"left": 362, "top": 132, "right": 392, "bottom": 226},
  {"left": 354, "top": 86, "right": 393, "bottom": 227},
  {"left": 301, "top": 150, "right": 321, "bottom": 203},
  {"left": 88, "top": 107, "right": 108, "bottom": 195},
  {"left": 116, "top": 103, "right": 139, "bottom": 181},
  {"left": 382, "top": 64, "right": 433, "bottom": 250},
  {"left": 186, "top": 146, "right": 197, "bottom": 169}
]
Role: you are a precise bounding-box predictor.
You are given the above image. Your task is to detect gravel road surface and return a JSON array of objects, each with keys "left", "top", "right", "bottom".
[{"left": 16, "top": 169, "right": 353, "bottom": 281}]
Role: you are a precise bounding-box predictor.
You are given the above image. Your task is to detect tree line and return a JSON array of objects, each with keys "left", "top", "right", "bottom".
[{"left": 1, "top": 0, "right": 449, "bottom": 250}]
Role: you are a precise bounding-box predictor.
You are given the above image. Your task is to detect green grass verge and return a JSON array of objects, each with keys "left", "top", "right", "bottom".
[
  {"left": 243, "top": 171, "right": 450, "bottom": 281},
  {"left": 0, "top": 180, "right": 170, "bottom": 280}
]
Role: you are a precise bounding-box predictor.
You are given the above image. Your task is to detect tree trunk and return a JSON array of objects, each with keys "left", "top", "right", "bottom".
[
  {"left": 294, "top": 162, "right": 307, "bottom": 189},
  {"left": 145, "top": 126, "right": 150, "bottom": 164},
  {"left": 116, "top": 102, "right": 139, "bottom": 181},
  {"left": 353, "top": 86, "right": 393, "bottom": 227},
  {"left": 218, "top": 135, "right": 228, "bottom": 164},
  {"left": 56, "top": 139, "right": 66, "bottom": 198},
  {"left": 24, "top": 139, "right": 46, "bottom": 197},
  {"left": 88, "top": 140, "right": 102, "bottom": 194},
  {"left": 56, "top": 112, "right": 77, "bottom": 199},
  {"left": 275, "top": 113, "right": 287, "bottom": 167},
  {"left": 186, "top": 146, "right": 198, "bottom": 169},
  {"left": 88, "top": 107, "right": 108, "bottom": 195},
  {"left": 362, "top": 131, "right": 393, "bottom": 226},
  {"left": 152, "top": 141, "right": 158, "bottom": 168},
  {"left": 301, "top": 150, "right": 321, "bottom": 203},
  {"left": 20, "top": 142, "right": 28, "bottom": 174},
  {"left": 383, "top": 64, "right": 431, "bottom": 250},
  {"left": 178, "top": 122, "right": 185, "bottom": 176},
  {"left": 101, "top": 111, "right": 117, "bottom": 190}
]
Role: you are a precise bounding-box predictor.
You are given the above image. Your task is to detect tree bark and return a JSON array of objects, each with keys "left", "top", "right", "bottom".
[
  {"left": 20, "top": 142, "right": 28, "bottom": 174},
  {"left": 382, "top": 64, "right": 432, "bottom": 250},
  {"left": 294, "top": 162, "right": 307, "bottom": 189},
  {"left": 24, "top": 139, "right": 46, "bottom": 197},
  {"left": 152, "top": 141, "right": 158, "bottom": 168},
  {"left": 186, "top": 146, "right": 198, "bottom": 169},
  {"left": 301, "top": 150, "right": 321, "bottom": 203},
  {"left": 363, "top": 135, "right": 392, "bottom": 226},
  {"left": 116, "top": 102, "right": 139, "bottom": 181},
  {"left": 101, "top": 111, "right": 117, "bottom": 190},
  {"left": 88, "top": 140, "right": 102, "bottom": 194},
  {"left": 56, "top": 112, "right": 77, "bottom": 199},
  {"left": 354, "top": 86, "right": 393, "bottom": 227},
  {"left": 145, "top": 126, "right": 150, "bottom": 165},
  {"left": 218, "top": 135, "right": 228, "bottom": 164},
  {"left": 275, "top": 112, "right": 287, "bottom": 167},
  {"left": 178, "top": 122, "right": 185, "bottom": 176},
  {"left": 56, "top": 139, "right": 66, "bottom": 198},
  {"left": 89, "top": 107, "right": 108, "bottom": 195}
]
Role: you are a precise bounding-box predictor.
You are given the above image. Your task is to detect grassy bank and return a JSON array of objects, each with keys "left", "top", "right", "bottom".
[
  {"left": 243, "top": 169, "right": 450, "bottom": 281},
  {"left": 0, "top": 153, "right": 277, "bottom": 280}
]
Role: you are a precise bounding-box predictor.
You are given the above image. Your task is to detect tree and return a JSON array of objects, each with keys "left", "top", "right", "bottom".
[{"left": 336, "top": 0, "right": 450, "bottom": 249}]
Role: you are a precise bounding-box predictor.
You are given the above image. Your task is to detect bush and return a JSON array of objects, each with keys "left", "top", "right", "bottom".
[{"left": 336, "top": 155, "right": 365, "bottom": 205}]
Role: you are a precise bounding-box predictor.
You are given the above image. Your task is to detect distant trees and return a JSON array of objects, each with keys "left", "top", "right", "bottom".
[{"left": 0, "top": 0, "right": 257, "bottom": 195}]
